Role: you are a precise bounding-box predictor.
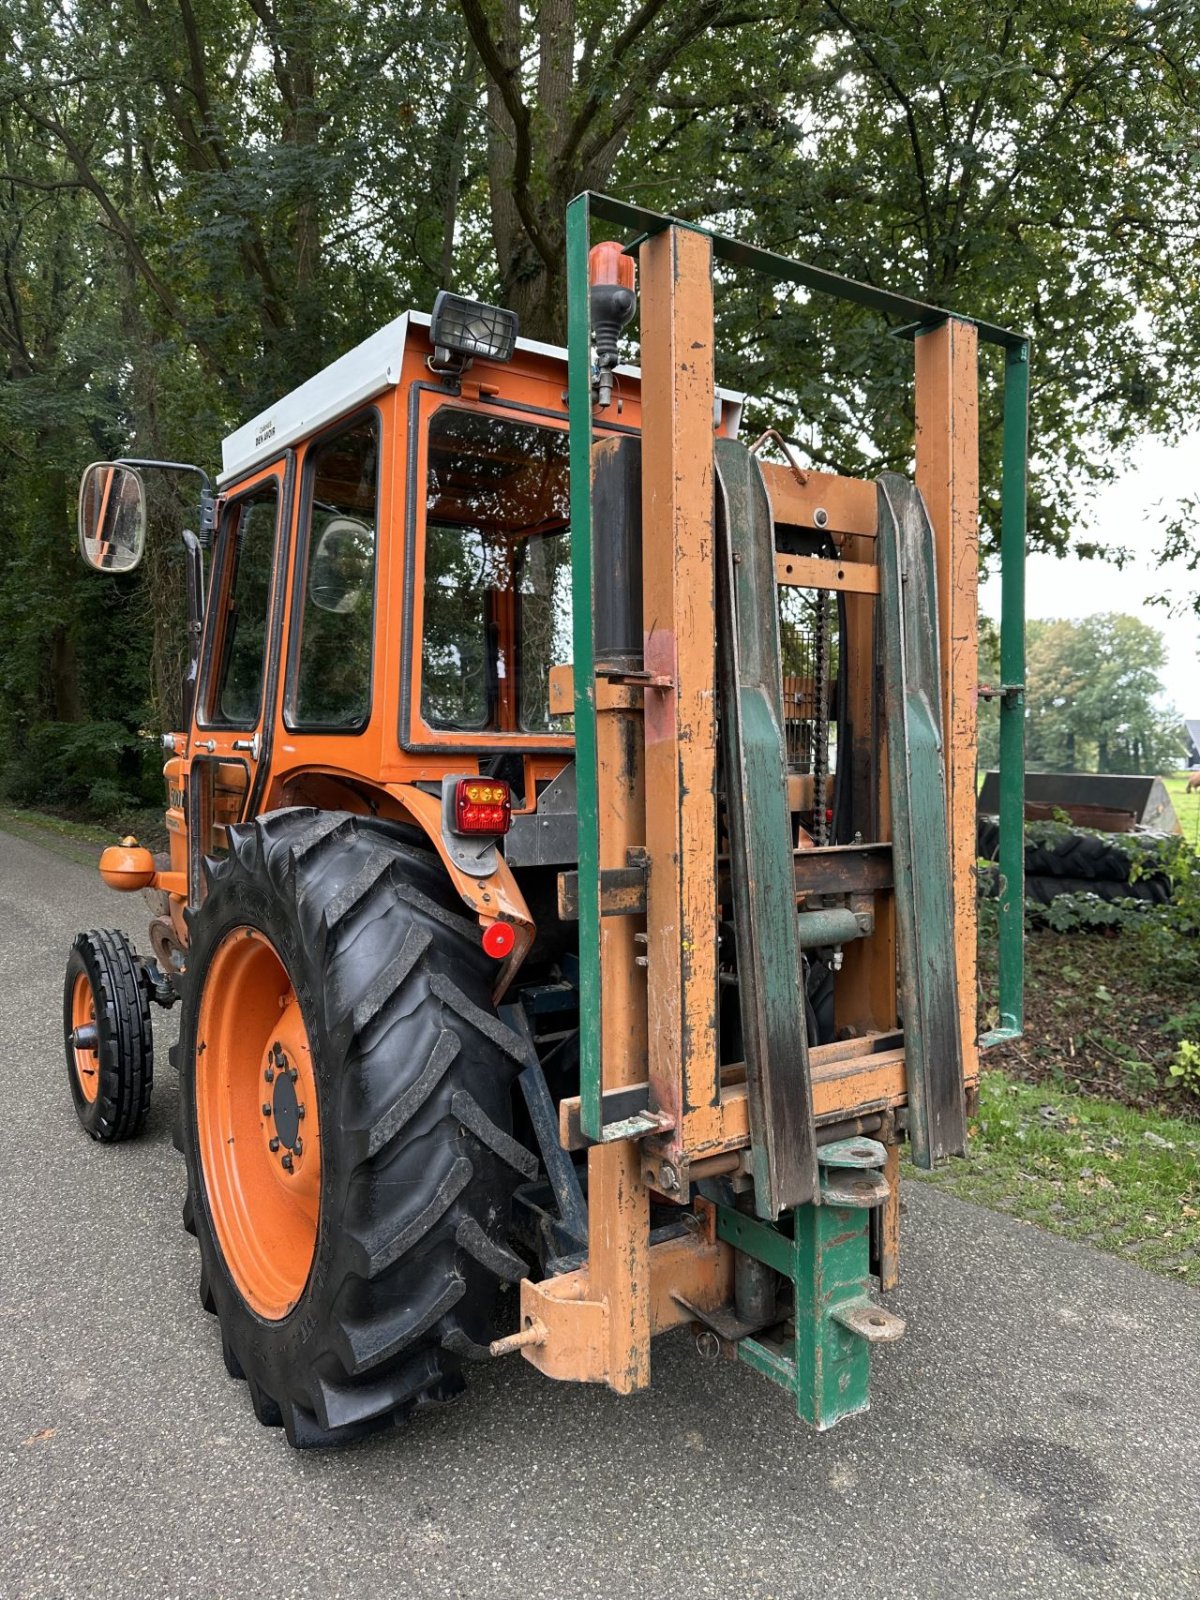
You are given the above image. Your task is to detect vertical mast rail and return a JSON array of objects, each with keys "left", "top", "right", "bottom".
[
  {"left": 566, "top": 196, "right": 605, "bottom": 1140},
  {"left": 988, "top": 343, "right": 1030, "bottom": 1043}
]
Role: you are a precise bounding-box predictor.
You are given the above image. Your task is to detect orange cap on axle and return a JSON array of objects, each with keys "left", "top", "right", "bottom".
[{"left": 99, "top": 840, "right": 156, "bottom": 891}]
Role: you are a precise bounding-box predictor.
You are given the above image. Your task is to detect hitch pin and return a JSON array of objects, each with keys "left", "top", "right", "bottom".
[{"left": 489, "top": 1319, "right": 548, "bottom": 1358}]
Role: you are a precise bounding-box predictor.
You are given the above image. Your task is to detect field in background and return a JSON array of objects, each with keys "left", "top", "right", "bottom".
[{"left": 1165, "top": 769, "right": 1200, "bottom": 842}]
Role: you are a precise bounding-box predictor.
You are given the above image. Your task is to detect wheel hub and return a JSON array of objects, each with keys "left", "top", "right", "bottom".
[{"left": 265, "top": 1042, "right": 305, "bottom": 1158}]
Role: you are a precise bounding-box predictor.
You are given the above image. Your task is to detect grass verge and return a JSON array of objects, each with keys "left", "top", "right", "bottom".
[
  {"left": 0, "top": 803, "right": 166, "bottom": 863},
  {"left": 0, "top": 804, "right": 112, "bottom": 866},
  {"left": 908, "top": 1070, "right": 1200, "bottom": 1286}
]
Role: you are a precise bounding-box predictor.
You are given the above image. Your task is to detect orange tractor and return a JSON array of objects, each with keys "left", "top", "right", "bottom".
[{"left": 65, "top": 195, "right": 1028, "bottom": 1447}]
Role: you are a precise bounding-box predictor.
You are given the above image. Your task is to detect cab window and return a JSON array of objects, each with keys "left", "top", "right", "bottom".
[
  {"left": 207, "top": 481, "right": 279, "bottom": 727},
  {"left": 420, "top": 409, "right": 570, "bottom": 734},
  {"left": 289, "top": 416, "right": 379, "bottom": 728}
]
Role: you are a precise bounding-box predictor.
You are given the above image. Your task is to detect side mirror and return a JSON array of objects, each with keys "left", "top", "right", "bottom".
[
  {"left": 308, "top": 515, "right": 374, "bottom": 614},
  {"left": 78, "top": 462, "right": 147, "bottom": 574}
]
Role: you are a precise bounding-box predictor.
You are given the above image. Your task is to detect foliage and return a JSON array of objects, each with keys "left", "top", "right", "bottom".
[
  {"left": 1022, "top": 827, "right": 1200, "bottom": 981},
  {"left": 980, "top": 612, "right": 1187, "bottom": 776},
  {"left": 1170, "top": 1039, "right": 1200, "bottom": 1095},
  {"left": 1, "top": 0, "right": 1199, "bottom": 809}
]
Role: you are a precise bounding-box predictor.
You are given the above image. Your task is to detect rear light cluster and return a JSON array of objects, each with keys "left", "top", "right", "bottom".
[{"left": 454, "top": 778, "right": 512, "bottom": 835}]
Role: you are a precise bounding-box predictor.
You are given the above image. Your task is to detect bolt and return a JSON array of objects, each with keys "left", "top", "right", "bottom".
[
  {"left": 269, "top": 1137, "right": 280, "bottom": 1152},
  {"left": 261, "top": 1102, "right": 272, "bottom": 1116},
  {"left": 264, "top": 1066, "right": 274, "bottom": 1083},
  {"left": 296, "top": 1104, "right": 305, "bottom": 1120},
  {"left": 289, "top": 1067, "right": 299, "bottom": 1083},
  {"left": 659, "top": 1162, "right": 680, "bottom": 1193},
  {"left": 814, "top": 506, "right": 829, "bottom": 528},
  {"left": 293, "top": 1138, "right": 303, "bottom": 1156},
  {"left": 281, "top": 1153, "right": 294, "bottom": 1172},
  {"left": 695, "top": 1330, "right": 720, "bottom": 1359}
]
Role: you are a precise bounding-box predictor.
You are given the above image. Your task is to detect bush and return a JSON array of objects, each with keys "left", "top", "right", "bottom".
[{"left": 0, "top": 719, "right": 160, "bottom": 819}]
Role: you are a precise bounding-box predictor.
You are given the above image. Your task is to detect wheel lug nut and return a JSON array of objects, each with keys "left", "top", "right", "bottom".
[
  {"left": 281, "top": 1153, "right": 294, "bottom": 1172},
  {"left": 269, "top": 1137, "right": 280, "bottom": 1152},
  {"left": 264, "top": 1066, "right": 274, "bottom": 1082},
  {"left": 297, "top": 1104, "right": 305, "bottom": 1120},
  {"left": 289, "top": 1068, "right": 299, "bottom": 1083},
  {"left": 293, "top": 1138, "right": 303, "bottom": 1156},
  {"left": 262, "top": 1102, "right": 272, "bottom": 1116}
]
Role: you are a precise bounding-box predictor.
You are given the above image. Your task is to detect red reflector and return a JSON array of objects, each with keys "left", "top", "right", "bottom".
[
  {"left": 482, "top": 921, "right": 516, "bottom": 960},
  {"left": 454, "top": 778, "right": 512, "bottom": 835}
]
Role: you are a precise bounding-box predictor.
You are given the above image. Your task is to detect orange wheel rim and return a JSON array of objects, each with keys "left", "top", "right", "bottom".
[
  {"left": 195, "top": 927, "right": 321, "bottom": 1320},
  {"left": 70, "top": 971, "right": 100, "bottom": 1104}
]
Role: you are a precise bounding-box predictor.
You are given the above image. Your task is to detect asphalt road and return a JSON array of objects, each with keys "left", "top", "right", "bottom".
[{"left": 2, "top": 821, "right": 1198, "bottom": 1600}]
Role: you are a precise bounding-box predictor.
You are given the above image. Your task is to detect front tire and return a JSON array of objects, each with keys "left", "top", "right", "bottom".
[
  {"left": 63, "top": 929, "right": 153, "bottom": 1141},
  {"left": 179, "top": 809, "right": 535, "bottom": 1447}
]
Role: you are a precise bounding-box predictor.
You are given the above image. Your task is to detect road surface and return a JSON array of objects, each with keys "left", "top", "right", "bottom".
[{"left": 1, "top": 821, "right": 1197, "bottom": 1600}]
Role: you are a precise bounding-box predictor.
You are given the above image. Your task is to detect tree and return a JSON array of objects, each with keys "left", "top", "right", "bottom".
[
  {"left": 3, "top": 0, "right": 1200, "bottom": 815},
  {"left": 1022, "top": 613, "right": 1186, "bottom": 775}
]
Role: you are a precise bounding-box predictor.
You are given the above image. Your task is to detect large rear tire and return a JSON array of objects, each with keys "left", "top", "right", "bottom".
[{"left": 178, "top": 808, "right": 535, "bottom": 1447}]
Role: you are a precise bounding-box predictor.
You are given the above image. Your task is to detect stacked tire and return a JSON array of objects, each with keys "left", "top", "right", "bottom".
[{"left": 977, "top": 818, "right": 1173, "bottom": 907}]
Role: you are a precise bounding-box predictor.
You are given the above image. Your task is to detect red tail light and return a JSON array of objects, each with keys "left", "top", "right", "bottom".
[{"left": 454, "top": 778, "right": 512, "bottom": 835}]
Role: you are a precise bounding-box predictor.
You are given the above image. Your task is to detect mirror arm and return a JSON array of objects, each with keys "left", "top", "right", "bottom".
[
  {"left": 181, "top": 529, "right": 206, "bottom": 729},
  {"left": 115, "top": 458, "right": 215, "bottom": 550}
]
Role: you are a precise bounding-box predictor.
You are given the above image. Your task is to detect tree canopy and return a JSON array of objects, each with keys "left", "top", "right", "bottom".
[
  {"left": 2, "top": 0, "right": 1198, "bottom": 812},
  {"left": 979, "top": 612, "right": 1187, "bottom": 774}
]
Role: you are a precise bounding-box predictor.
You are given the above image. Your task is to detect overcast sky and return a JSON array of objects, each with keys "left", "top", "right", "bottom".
[{"left": 979, "top": 433, "right": 1199, "bottom": 719}]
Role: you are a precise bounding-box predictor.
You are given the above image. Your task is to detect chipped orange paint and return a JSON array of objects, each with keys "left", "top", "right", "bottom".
[
  {"left": 760, "top": 464, "right": 878, "bottom": 540},
  {"left": 638, "top": 224, "right": 721, "bottom": 1152},
  {"left": 914, "top": 319, "right": 981, "bottom": 1087}
]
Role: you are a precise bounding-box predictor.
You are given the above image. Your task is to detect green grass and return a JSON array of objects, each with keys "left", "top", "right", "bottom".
[
  {"left": 0, "top": 804, "right": 112, "bottom": 867},
  {"left": 1164, "top": 770, "right": 1200, "bottom": 846},
  {"left": 908, "top": 1071, "right": 1200, "bottom": 1285},
  {"left": 0, "top": 802, "right": 166, "bottom": 860}
]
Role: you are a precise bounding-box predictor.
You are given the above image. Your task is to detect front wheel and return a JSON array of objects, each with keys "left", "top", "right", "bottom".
[
  {"left": 179, "top": 809, "right": 535, "bottom": 1447},
  {"left": 63, "top": 929, "right": 153, "bottom": 1141}
]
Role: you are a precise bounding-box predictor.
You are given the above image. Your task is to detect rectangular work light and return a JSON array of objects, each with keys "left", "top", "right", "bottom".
[{"left": 430, "top": 292, "right": 519, "bottom": 366}]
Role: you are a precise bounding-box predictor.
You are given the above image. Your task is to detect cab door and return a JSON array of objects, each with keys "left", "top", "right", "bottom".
[{"left": 187, "top": 458, "right": 292, "bottom": 902}]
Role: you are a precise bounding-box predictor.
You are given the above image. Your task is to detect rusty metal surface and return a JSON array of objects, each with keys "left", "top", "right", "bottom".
[
  {"left": 557, "top": 843, "right": 893, "bottom": 920},
  {"left": 876, "top": 474, "right": 966, "bottom": 1165},
  {"left": 637, "top": 223, "right": 721, "bottom": 1158},
  {"left": 715, "top": 439, "right": 819, "bottom": 1215}
]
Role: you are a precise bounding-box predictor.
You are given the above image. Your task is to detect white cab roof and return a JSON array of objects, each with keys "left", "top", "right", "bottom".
[{"left": 219, "top": 309, "right": 744, "bottom": 486}]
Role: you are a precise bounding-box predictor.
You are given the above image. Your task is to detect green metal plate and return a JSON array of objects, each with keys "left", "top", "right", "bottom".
[
  {"left": 876, "top": 473, "right": 967, "bottom": 1166},
  {"left": 715, "top": 440, "right": 819, "bottom": 1215}
]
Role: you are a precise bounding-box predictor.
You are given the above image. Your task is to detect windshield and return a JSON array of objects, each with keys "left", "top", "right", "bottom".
[{"left": 421, "top": 409, "right": 571, "bottom": 735}]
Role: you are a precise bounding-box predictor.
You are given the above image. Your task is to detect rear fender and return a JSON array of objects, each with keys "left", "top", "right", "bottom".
[{"left": 383, "top": 782, "right": 535, "bottom": 997}]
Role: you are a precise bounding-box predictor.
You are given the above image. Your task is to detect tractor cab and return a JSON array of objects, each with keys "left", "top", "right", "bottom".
[{"left": 79, "top": 293, "right": 742, "bottom": 984}]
